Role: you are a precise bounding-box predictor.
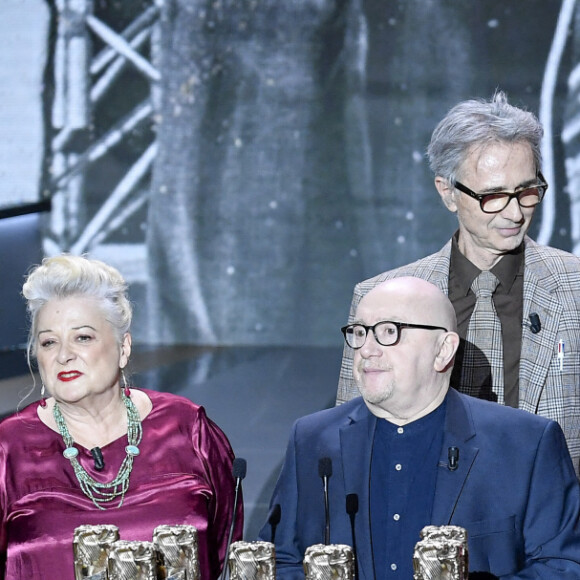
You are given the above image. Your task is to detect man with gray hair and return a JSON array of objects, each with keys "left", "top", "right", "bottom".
[{"left": 337, "top": 91, "right": 580, "bottom": 476}]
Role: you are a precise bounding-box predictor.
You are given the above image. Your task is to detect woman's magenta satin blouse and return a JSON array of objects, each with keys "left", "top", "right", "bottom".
[{"left": 0, "top": 388, "right": 243, "bottom": 579}]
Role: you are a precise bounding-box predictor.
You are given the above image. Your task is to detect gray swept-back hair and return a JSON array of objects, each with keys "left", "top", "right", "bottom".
[
  {"left": 427, "top": 91, "right": 544, "bottom": 185},
  {"left": 22, "top": 254, "right": 132, "bottom": 359}
]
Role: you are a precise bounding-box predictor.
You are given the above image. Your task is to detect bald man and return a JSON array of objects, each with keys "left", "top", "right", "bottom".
[{"left": 259, "top": 277, "right": 580, "bottom": 579}]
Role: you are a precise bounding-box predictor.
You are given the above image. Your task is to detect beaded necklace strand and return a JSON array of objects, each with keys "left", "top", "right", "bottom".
[{"left": 53, "top": 392, "right": 143, "bottom": 510}]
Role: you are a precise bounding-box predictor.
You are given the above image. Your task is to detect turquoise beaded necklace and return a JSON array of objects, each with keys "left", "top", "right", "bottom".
[{"left": 53, "top": 392, "right": 143, "bottom": 510}]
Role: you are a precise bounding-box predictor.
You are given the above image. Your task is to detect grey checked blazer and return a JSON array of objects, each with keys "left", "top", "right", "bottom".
[{"left": 337, "top": 236, "right": 580, "bottom": 476}]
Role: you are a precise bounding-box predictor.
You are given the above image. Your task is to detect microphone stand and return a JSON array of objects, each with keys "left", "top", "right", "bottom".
[
  {"left": 318, "top": 457, "right": 332, "bottom": 545},
  {"left": 346, "top": 494, "right": 359, "bottom": 580},
  {"left": 220, "top": 457, "right": 246, "bottom": 580}
]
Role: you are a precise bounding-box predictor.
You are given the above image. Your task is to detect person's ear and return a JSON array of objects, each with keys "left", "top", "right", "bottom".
[
  {"left": 435, "top": 177, "right": 458, "bottom": 213},
  {"left": 434, "top": 331, "right": 459, "bottom": 373},
  {"left": 120, "top": 332, "right": 132, "bottom": 369}
]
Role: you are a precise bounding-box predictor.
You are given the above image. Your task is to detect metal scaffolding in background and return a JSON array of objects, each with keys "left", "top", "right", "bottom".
[{"left": 47, "top": 0, "right": 159, "bottom": 279}]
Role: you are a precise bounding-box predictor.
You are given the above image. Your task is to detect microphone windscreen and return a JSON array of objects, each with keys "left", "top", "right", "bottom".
[
  {"left": 268, "top": 504, "right": 281, "bottom": 526},
  {"left": 318, "top": 457, "right": 333, "bottom": 478},
  {"left": 233, "top": 457, "right": 247, "bottom": 480},
  {"left": 346, "top": 493, "right": 359, "bottom": 515},
  {"left": 90, "top": 447, "right": 105, "bottom": 471},
  {"left": 529, "top": 312, "right": 541, "bottom": 333}
]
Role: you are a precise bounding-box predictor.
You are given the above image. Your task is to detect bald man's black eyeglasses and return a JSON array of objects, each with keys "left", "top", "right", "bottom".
[{"left": 341, "top": 320, "right": 448, "bottom": 349}]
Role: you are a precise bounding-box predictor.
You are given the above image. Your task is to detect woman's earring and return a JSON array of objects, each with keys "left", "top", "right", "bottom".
[
  {"left": 39, "top": 383, "right": 47, "bottom": 408},
  {"left": 121, "top": 370, "right": 131, "bottom": 398}
]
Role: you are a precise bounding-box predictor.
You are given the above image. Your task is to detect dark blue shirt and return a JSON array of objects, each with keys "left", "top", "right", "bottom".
[{"left": 370, "top": 400, "right": 446, "bottom": 579}]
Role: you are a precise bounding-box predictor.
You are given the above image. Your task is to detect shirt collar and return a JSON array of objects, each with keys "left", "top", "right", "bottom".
[{"left": 449, "top": 230, "right": 524, "bottom": 296}]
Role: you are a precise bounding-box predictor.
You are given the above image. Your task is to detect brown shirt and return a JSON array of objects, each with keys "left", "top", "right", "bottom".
[{"left": 448, "top": 233, "right": 524, "bottom": 407}]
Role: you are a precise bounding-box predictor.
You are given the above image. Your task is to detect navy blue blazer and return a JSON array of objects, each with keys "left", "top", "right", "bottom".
[{"left": 259, "top": 388, "right": 580, "bottom": 579}]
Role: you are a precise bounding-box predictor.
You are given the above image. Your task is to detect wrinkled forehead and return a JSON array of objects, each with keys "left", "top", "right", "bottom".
[{"left": 460, "top": 140, "right": 535, "bottom": 179}]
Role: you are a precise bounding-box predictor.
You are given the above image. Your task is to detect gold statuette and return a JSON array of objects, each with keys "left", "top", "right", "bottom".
[
  {"left": 73, "top": 524, "right": 120, "bottom": 580},
  {"left": 153, "top": 524, "right": 200, "bottom": 580},
  {"left": 413, "top": 525, "right": 468, "bottom": 580},
  {"left": 303, "top": 544, "right": 355, "bottom": 580},
  {"left": 228, "top": 541, "right": 276, "bottom": 580},
  {"left": 107, "top": 540, "right": 157, "bottom": 580}
]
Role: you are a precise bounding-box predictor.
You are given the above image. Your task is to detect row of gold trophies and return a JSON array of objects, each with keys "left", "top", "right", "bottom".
[{"left": 73, "top": 523, "right": 468, "bottom": 579}]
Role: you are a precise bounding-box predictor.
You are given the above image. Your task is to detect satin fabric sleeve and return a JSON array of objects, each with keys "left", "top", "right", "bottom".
[
  {"left": 0, "top": 441, "right": 7, "bottom": 580},
  {"left": 191, "top": 406, "right": 244, "bottom": 577}
]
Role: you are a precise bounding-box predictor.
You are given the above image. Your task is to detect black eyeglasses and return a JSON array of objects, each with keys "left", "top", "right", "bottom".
[
  {"left": 453, "top": 172, "right": 548, "bottom": 214},
  {"left": 341, "top": 320, "right": 448, "bottom": 349}
]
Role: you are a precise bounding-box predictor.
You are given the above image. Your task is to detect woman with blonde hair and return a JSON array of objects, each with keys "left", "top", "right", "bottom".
[{"left": 0, "top": 254, "right": 242, "bottom": 579}]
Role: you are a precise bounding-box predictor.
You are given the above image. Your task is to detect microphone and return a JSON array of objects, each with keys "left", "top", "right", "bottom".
[
  {"left": 220, "top": 457, "right": 247, "bottom": 580},
  {"left": 318, "top": 457, "right": 333, "bottom": 545},
  {"left": 529, "top": 312, "right": 541, "bottom": 334},
  {"left": 267, "top": 504, "right": 281, "bottom": 544},
  {"left": 448, "top": 447, "right": 459, "bottom": 471},
  {"left": 346, "top": 494, "right": 359, "bottom": 579},
  {"left": 90, "top": 447, "right": 105, "bottom": 471},
  {"left": 232, "top": 456, "right": 247, "bottom": 483}
]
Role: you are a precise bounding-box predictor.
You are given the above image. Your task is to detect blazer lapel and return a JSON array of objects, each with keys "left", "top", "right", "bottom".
[
  {"left": 520, "top": 240, "right": 563, "bottom": 413},
  {"left": 431, "top": 389, "right": 479, "bottom": 525},
  {"left": 340, "top": 402, "right": 377, "bottom": 580}
]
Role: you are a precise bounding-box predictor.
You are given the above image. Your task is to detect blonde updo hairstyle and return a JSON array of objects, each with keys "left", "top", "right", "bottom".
[{"left": 22, "top": 254, "right": 133, "bottom": 362}]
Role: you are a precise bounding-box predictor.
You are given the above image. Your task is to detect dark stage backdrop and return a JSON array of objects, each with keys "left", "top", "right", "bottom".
[{"left": 1, "top": 0, "right": 577, "bottom": 347}]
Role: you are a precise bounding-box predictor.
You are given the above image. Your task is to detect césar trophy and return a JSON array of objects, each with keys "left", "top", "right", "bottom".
[
  {"left": 413, "top": 525, "right": 468, "bottom": 580},
  {"left": 303, "top": 544, "right": 355, "bottom": 580},
  {"left": 73, "top": 524, "right": 120, "bottom": 580},
  {"left": 227, "top": 540, "right": 276, "bottom": 580}
]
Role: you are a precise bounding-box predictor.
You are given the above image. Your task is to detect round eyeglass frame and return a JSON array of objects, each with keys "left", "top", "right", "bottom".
[
  {"left": 453, "top": 172, "right": 548, "bottom": 214},
  {"left": 341, "top": 320, "right": 448, "bottom": 349}
]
